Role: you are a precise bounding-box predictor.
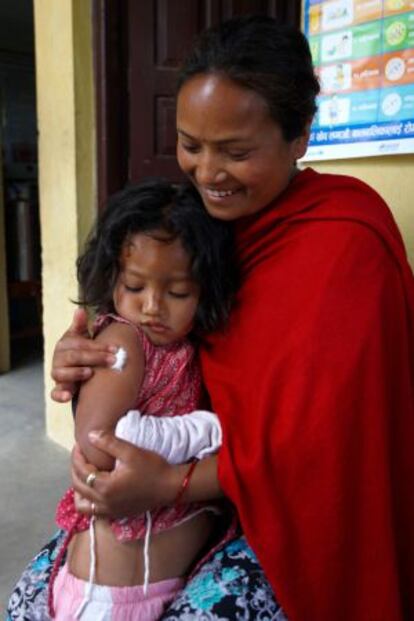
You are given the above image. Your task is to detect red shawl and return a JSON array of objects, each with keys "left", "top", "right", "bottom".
[{"left": 201, "top": 168, "right": 414, "bottom": 621}]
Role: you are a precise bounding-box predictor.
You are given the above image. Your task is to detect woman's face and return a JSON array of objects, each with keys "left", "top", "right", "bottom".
[{"left": 176, "top": 73, "right": 310, "bottom": 221}]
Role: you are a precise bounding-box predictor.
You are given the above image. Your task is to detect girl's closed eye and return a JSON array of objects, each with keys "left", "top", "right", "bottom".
[
  {"left": 169, "top": 290, "right": 191, "bottom": 299},
  {"left": 124, "top": 284, "right": 143, "bottom": 293}
]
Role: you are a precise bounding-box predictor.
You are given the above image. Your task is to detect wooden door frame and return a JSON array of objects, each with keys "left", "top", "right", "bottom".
[
  {"left": 93, "top": 0, "right": 129, "bottom": 211},
  {"left": 0, "top": 137, "right": 10, "bottom": 372},
  {"left": 92, "top": 0, "right": 303, "bottom": 209}
]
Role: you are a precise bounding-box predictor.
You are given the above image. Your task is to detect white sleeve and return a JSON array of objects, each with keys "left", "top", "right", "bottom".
[{"left": 115, "top": 409, "right": 222, "bottom": 464}]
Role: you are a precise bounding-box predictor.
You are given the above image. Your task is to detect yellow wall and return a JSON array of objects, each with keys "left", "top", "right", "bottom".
[
  {"left": 34, "top": 0, "right": 96, "bottom": 448},
  {"left": 0, "top": 141, "right": 10, "bottom": 373},
  {"left": 308, "top": 156, "right": 414, "bottom": 268}
]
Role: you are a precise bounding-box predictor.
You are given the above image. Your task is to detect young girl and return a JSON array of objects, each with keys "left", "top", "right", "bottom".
[{"left": 51, "top": 179, "right": 237, "bottom": 620}]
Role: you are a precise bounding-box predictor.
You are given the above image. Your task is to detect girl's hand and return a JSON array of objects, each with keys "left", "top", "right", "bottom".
[
  {"left": 71, "top": 434, "right": 176, "bottom": 518},
  {"left": 51, "top": 308, "right": 117, "bottom": 402}
]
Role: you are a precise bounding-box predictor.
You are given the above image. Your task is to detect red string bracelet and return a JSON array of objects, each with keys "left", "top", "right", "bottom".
[{"left": 174, "top": 459, "right": 199, "bottom": 506}]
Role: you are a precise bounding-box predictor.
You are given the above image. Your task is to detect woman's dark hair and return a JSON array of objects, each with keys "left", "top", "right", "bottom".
[
  {"left": 76, "top": 178, "right": 238, "bottom": 335},
  {"left": 178, "top": 15, "right": 320, "bottom": 141}
]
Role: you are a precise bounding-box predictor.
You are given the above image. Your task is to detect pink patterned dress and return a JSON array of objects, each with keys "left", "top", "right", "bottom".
[{"left": 56, "top": 313, "right": 216, "bottom": 543}]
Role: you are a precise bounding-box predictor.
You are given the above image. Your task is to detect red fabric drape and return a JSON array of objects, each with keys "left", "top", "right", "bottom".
[{"left": 201, "top": 168, "right": 414, "bottom": 620}]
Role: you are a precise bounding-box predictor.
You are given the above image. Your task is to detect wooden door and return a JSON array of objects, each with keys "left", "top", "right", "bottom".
[{"left": 94, "top": 0, "right": 302, "bottom": 206}]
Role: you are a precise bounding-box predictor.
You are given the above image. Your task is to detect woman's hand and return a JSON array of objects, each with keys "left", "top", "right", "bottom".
[
  {"left": 72, "top": 431, "right": 223, "bottom": 519},
  {"left": 51, "top": 308, "right": 117, "bottom": 402},
  {"left": 71, "top": 433, "right": 176, "bottom": 518}
]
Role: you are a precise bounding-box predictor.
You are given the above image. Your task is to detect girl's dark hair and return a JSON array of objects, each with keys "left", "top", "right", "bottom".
[
  {"left": 178, "top": 15, "right": 320, "bottom": 141},
  {"left": 77, "top": 178, "right": 238, "bottom": 335}
]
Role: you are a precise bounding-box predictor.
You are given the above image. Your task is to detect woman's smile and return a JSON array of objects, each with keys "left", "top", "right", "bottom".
[
  {"left": 205, "top": 188, "right": 239, "bottom": 198},
  {"left": 201, "top": 186, "right": 242, "bottom": 205}
]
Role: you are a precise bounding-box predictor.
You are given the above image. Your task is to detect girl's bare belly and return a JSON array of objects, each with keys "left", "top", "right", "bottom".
[{"left": 68, "top": 511, "right": 215, "bottom": 586}]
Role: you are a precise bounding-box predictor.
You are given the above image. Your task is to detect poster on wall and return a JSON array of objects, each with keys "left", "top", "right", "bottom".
[{"left": 302, "top": 0, "right": 414, "bottom": 161}]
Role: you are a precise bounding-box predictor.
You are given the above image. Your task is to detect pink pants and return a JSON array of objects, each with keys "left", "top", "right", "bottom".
[{"left": 53, "top": 563, "right": 184, "bottom": 621}]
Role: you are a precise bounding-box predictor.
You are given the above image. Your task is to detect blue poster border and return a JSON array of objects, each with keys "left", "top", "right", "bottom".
[{"left": 301, "top": 0, "right": 414, "bottom": 161}]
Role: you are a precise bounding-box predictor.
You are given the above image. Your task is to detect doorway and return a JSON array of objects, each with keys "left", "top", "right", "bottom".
[{"left": 0, "top": 0, "right": 42, "bottom": 371}]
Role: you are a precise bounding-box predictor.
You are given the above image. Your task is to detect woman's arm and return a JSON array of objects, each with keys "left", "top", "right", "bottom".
[
  {"left": 72, "top": 433, "right": 223, "bottom": 519},
  {"left": 51, "top": 308, "right": 118, "bottom": 403},
  {"left": 74, "top": 321, "right": 145, "bottom": 471}
]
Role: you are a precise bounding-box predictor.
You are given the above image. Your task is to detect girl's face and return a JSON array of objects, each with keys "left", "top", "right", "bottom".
[
  {"left": 177, "top": 73, "right": 310, "bottom": 221},
  {"left": 113, "top": 232, "right": 200, "bottom": 346}
]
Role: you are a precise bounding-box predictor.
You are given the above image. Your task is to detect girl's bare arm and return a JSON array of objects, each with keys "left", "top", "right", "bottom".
[
  {"left": 51, "top": 308, "right": 117, "bottom": 403},
  {"left": 74, "top": 321, "right": 144, "bottom": 471}
]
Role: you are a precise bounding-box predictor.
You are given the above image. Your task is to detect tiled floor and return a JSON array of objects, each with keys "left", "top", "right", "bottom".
[{"left": 0, "top": 341, "right": 69, "bottom": 615}]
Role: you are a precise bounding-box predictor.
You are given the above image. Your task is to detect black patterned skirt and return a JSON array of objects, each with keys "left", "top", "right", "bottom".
[{"left": 6, "top": 531, "right": 287, "bottom": 620}]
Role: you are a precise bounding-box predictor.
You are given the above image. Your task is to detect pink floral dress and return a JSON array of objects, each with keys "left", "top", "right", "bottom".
[{"left": 56, "top": 313, "right": 217, "bottom": 542}]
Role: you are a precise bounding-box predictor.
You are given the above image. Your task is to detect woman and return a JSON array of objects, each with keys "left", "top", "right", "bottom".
[{"left": 8, "top": 15, "right": 414, "bottom": 621}]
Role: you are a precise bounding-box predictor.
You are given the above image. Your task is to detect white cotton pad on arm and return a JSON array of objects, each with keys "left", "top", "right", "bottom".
[{"left": 110, "top": 347, "right": 128, "bottom": 372}]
